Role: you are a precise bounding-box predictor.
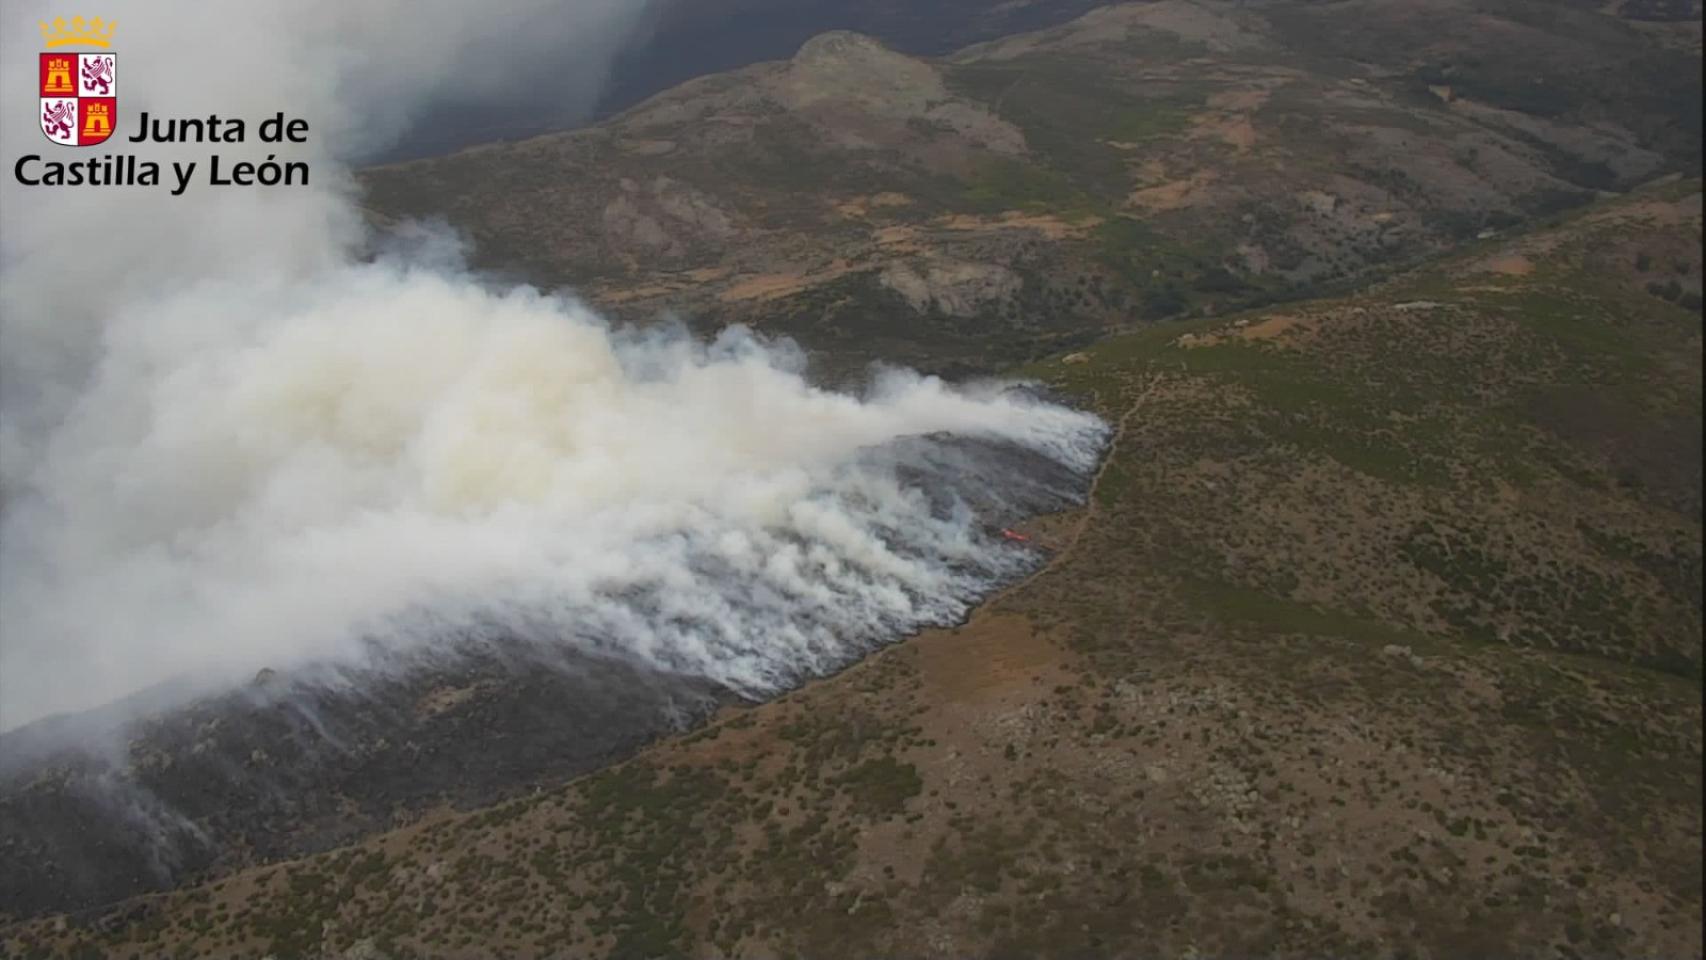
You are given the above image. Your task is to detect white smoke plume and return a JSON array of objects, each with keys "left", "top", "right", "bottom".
[{"left": 0, "top": 1, "right": 1106, "bottom": 732}]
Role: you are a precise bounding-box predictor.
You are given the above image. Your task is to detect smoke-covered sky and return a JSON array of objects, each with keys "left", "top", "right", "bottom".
[{"left": 0, "top": 1, "right": 1105, "bottom": 732}]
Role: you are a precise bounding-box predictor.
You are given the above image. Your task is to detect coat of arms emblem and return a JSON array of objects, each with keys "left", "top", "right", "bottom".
[{"left": 38, "top": 16, "right": 117, "bottom": 147}]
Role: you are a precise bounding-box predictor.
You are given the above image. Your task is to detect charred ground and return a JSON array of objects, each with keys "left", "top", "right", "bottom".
[{"left": 0, "top": 433, "right": 1097, "bottom": 920}]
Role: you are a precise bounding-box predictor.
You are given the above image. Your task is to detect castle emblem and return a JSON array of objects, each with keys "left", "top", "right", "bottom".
[{"left": 38, "top": 16, "right": 117, "bottom": 146}]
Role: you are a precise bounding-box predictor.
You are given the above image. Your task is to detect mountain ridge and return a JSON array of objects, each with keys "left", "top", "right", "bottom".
[{"left": 363, "top": 0, "right": 1701, "bottom": 381}]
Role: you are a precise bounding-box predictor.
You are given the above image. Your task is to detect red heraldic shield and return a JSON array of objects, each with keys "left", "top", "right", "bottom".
[{"left": 39, "top": 51, "right": 117, "bottom": 146}]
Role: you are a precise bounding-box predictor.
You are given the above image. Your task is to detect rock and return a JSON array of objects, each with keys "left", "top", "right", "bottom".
[
  {"left": 341, "top": 938, "right": 393, "bottom": 960},
  {"left": 879, "top": 259, "right": 1020, "bottom": 317},
  {"left": 651, "top": 177, "right": 736, "bottom": 239},
  {"left": 602, "top": 194, "right": 673, "bottom": 252},
  {"left": 774, "top": 32, "right": 1024, "bottom": 153},
  {"left": 782, "top": 32, "right": 946, "bottom": 115},
  {"left": 1299, "top": 190, "right": 1339, "bottom": 216},
  {"left": 617, "top": 138, "right": 676, "bottom": 156},
  {"left": 1380, "top": 644, "right": 1426, "bottom": 669}
]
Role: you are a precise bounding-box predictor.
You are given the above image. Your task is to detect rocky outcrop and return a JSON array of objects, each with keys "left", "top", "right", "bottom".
[
  {"left": 602, "top": 176, "right": 741, "bottom": 258},
  {"left": 880, "top": 258, "right": 1022, "bottom": 317},
  {"left": 771, "top": 32, "right": 1025, "bottom": 154}
]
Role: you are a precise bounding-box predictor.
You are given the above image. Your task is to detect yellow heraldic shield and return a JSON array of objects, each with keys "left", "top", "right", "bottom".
[{"left": 38, "top": 16, "right": 117, "bottom": 146}]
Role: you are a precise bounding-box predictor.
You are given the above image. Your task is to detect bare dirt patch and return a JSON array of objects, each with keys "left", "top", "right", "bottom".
[
  {"left": 415, "top": 683, "right": 490, "bottom": 719},
  {"left": 1177, "top": 314, "right": 1312, "bottom": 347},
  {"left": 935, "top": 211, "right": 1095, "bottom": 239},
  {"left": 1486, "top": 255, "right": 1535, "bottom": 275},
  {"left": 1208, "top": 87, "right": 1272, "bottom": 112},
  {"left": 1237, "top": 314, "right": 1309, "bottom": 340},
  {"left": 1190, "top": 113, "right": 1260, "bottom": 152},
  {"left": 911, "top": 615, "right": 1066, "bottom": 706},
  {"left": 1128, "top": 171, "right": 1220, "bottom": 211},
  {"left": 720, "top": 261, "right": 859, "bottom": 302},
  {"left": 835, "top": 192, "right": 916, "bottom": 218},
  {"left": 872, "top": 224, "right": 921, "bottom": 249}
]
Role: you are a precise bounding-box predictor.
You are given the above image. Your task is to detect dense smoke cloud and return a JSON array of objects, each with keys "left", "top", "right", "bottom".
[
  {"left": 0, "top": 1, "right": 1105, "bottom": 731},
  {"left": 1, "top": 0, "right": 658, "bottom": 452}
]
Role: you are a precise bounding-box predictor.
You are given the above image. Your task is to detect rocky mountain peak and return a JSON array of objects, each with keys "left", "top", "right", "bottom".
[
  {"left": 791, "top": 30, "right": 897, "bottom": 66},
  {"left": 778, "top": 30, "right": 946, "bottom": 112}
]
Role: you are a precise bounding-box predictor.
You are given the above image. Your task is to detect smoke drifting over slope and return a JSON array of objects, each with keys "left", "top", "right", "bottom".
[{"left": 0, "top": 1, "right": 1105, "bottom": 732}]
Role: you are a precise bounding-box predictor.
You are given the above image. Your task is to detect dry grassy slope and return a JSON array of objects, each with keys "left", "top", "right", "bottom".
[
  {"left": 13, "top": 180, "right": 1700, "bottom": 960},
  {"left": 361, "top": 0, "right": 1701, "bottom": 377}
]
